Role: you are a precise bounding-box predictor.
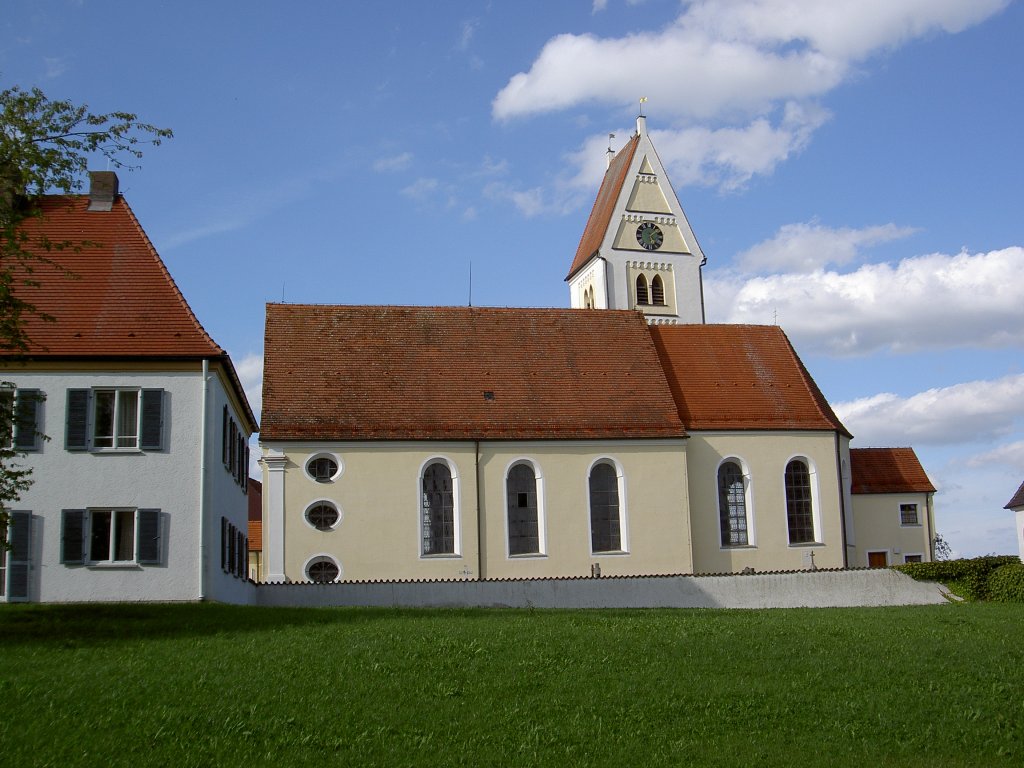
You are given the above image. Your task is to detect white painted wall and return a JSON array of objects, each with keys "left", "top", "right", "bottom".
[{"left": 0, "top": 362, "right": 253, "bottom": 603}]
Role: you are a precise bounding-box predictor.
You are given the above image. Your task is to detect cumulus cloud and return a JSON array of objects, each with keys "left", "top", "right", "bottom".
[
  {"left": 494, "top": 0, "right": 1008, "bottom": 122},
  {"left": 400, "top": 177, "right": 441, "bottom": 201},
  {"left": 373, "top": 152, "right": 413, "bottom": 172},
  {"left": 708, "top": 246, "right": 1024, "bottom": 355},
  {"left": 833, "top": 373, "right": 1024, "bottom": 447},
  {"left": 966, "top": 440, "right": 1024, "bottom": 472},
  {"left": 235, "top": 352, "right": 264, "bottom": 423},
  {"left": 736, "top": 221, "right": 918, "bottom": 273}
]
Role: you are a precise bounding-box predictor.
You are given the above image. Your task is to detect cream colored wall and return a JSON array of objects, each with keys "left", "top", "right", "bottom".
[
  {"left": 265, "top": 439, "right": 691, "bottom": 582},
  {"left": 850, "top": 492, "right": 933, "bottom": 566},
  {"left": 685, "top": 431, "right": 847, "bottom": 573}
]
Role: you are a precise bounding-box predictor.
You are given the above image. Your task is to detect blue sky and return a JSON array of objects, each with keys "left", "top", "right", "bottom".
[{"left": 3, "top": 0, "right": 1022, "bottom": 557}]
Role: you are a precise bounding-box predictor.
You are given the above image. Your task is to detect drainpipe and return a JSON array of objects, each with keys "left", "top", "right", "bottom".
[
  {"left": 834, "top": 432, "right": 849, "bottom": 568},
  {"left": 475, "top": 440, "right": 484, "bottom": 580},
  {"left": 198, "top": 359, "right": 210, "bottom": 600},
  {"left": 925, "top": 492, "right": 935, "bottom": 561}
]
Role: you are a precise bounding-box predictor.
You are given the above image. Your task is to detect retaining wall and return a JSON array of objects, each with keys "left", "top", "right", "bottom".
[{"left": 252, "top": 569, "right": 950, "bottom": 609}]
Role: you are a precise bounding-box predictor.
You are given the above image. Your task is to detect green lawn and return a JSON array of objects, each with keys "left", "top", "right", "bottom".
[{"left": 1, "top": 603, "right": 1020, "bottom": 766}]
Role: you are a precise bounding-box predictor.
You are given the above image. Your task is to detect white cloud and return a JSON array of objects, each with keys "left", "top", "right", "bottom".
[
  {"left": 43, "top": 57, "right": 66, "bottom": 78},
  {"left": 592, "top": 0, "right": 609, "bottom": 12},
  {"left": 234, "top": 353, "right": 264, "bottom": 424},
  {"left": 833, "top": 373, "right": 1024, "bottom": 447},
  {"left": 458, "top": 19, "right": 478, "bottom": 51},
  {"left": 494, "top": 0, "right": 1008, "bottom": 122},
  {"left": 709, "top": 246, "right": 1024, "bottom": 355},
  {"left": 736, "top": 221, "right": 918, "bottom": 273},
  {"left": 373, "top": 152, "right": 413, "bottom": 172},
  {"left": 400, "top": 177, "right": 440, "bottom": 201},
  {"left": 966, "top": 441, "right": 1024, "bottom": 472}
]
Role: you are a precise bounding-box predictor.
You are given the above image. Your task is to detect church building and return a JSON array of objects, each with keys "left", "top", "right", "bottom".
[{"left": 258, "top": 116, "right": 936, "bottom": 583}]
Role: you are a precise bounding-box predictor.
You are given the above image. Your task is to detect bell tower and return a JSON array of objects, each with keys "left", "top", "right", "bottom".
[{"left": 567, "top": 115, "right": 706, "bottom": 324}]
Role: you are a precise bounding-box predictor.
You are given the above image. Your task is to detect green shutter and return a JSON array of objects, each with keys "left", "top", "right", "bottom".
[
  {"left": 65, "top": 390, "right": 90, "bottom": 450},
  {"left": 136, "top": 509, "right": 161, "bottom": 564},
  {"left": 61, "top": 509, "right": 87, "bottom": 564},
  {"left": 8, "top": 511, "right": 32, "bottom": 601},
  {"left": 13, "top": 389, "right": 41, "bottom": 452},
  {"left": 140, "top": 389, "right": 164, "bottom": 450}
]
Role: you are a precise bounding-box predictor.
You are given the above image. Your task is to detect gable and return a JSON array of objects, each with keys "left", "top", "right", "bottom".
[{"left": 261, "top": 305, "right": 686, "bottom": 441}]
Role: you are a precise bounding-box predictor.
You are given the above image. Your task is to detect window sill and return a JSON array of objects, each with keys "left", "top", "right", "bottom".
[
  {"left": 89, "top": 448, "right": 144, "bottom": 455},
  {"left": 591, "top": 550, "right": 630, "bottom": 557},
  {"left": 87, "top": 562, "right": 144, "bottom": 570},
  {"left": 419, "top": 553, "right": 461, "bottom": 560},
  {"left": 720, "top": 544, "right": 756, "bottom": 551},
  {"left": 900, "top": 524, "right": 923, "bottom": 528},
  {"left": 508, "top": 553, "right": 547, "bottom": 560},
  {"left": 787, "top": 542, "right": 824, "bottom": 548}
]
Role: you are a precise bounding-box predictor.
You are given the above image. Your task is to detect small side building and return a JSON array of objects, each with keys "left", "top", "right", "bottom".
[
  {"left": 1005, "top": 481, "right": 1024, "bottom": 563},
  {"left": 849, "top": 448, "right": 936, "bottom": 566}
]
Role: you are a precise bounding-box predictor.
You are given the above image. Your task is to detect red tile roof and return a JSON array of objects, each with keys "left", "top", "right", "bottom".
[
  {"left": 649, "top": 324, "right": 851, "bottom": 435},
  {"left": 850, "top": 448, "right": 936, "bottom": 494},
  {"left": 1005, "top": 480, "right": 1024, "bottom": 510},
  {"left": 566, "top": 134, "right": 639, "bottom": 280},
  {"left": 261, "top": 305, "right": 686, "bottom": 441},
  {"left": 8, "top": 196, "right": 225, "bottom": 358}
]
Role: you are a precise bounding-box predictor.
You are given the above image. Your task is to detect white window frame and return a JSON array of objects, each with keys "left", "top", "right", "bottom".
[
  {"left": 417, "top": 456, "right": 461, "bottom": 559},
  {"left": 898, "top": 501, "right": 921, "bottom": 527},
  {"left": 903, "top": 553, "right": 924, "bottom": 564},
  {"left": 92, "top": 388, "right": 141, "bottom": 450},
  {"left": 304, "top": 452, "right": 343, "bottom": 484},
  {"left": 783, "top": 455, "right": 824, "bottom": 546},
  {"left": 303, "top": 553, "right": 342, "bottom": 583},
  {"left": 87, "top": 507, "right": 141, "bottom": 565},
  {"left": 587, "top": 456, "right": 629, "bottom": 556},
  {"left": 503, "top": 458, "right": 547, "bottom": 559},
  {"left": 715, "top": 456, "right": 756, "bottom": 549},
  {"left": 303, "top": 498, "right": 343, "bottom": 532}
]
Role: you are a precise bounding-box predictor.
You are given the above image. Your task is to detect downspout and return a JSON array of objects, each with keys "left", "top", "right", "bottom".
[
  {"left": 475, "top": 440, "right": 484, "bottom": 580},
  {"left": 698, "top": 254, "right": 708, "bottom": 324},
  {"left": 198, "top": 359, "right": 209, "bottom": 601},
  {"left": 834, "top": 432, "right": 849, "bottom": 568},
  {"left": 925, "top": 492, "right": 935, "bottom": 561}
]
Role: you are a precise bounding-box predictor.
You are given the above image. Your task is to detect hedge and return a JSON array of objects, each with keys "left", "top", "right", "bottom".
[
  {"left": 987, "top": 562, "right": 1024, "bottom": 603},
  {"left": 893, "top": 555, "right": 1021, "bottom": 601}
]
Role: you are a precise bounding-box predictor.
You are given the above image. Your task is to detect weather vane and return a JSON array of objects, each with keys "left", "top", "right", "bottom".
[
  {"left": 639, "top": 96, "right": 648, "bottom": 116},
  {"left": 607, "top": 132, "right": 616, "bottom": 152}
]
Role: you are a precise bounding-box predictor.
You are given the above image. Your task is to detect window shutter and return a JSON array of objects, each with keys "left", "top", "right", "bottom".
[
  {"left": 65, "top": 389, "right": 90, "bottom": 451},
  {"left": 228, "top": 524, "right": 237, "bottom": 577},
  {"left": 221, "top": 517, "right": 228, "bottom": 572},
  {"left": 8, "top": 511, "right": 32, "bottom": 601},
  {"left": 221, "top": 406, "right": 228, "bottom": 466},
  {"left": 61, "top": 509, "right": 87, "bottom": 564},
  {"left": 13, "top": 389, "right": 41, "bottom": 452},
  {"left": 139, "top": 389, "right": 164, "bottom": 450},
  {"left": 136, "top": 509, "right": 161, "bottom": 564}
]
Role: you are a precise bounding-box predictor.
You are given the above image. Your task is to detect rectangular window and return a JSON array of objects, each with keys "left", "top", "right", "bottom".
[
  {"left": 2, "top": 512, "right": 32, "bottom": 601},
  {"left": 904, "top": 554, "right": 923, "bottom": 563},
  {"left": 900, "top": 503, "right": 920, "bottom": 526},
  {"left": 60, "top": 508, "right": 160, "bottom": 565}
]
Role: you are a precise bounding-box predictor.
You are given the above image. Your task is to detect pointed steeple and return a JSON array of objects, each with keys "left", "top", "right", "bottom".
[{"left": 567, "top": 115, "right": 706, "bottom": 324}]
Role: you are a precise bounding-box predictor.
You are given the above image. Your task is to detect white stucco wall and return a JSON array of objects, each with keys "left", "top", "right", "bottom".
[
  {"left": 850, "top": 491, "right": 934, "bottom": 567},
  {"left": 0, "top": 361, "right": 253, "bottom": 603}
]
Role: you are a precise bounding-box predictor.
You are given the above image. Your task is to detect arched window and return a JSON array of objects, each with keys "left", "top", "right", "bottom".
[
  {"left": 785, "top": 459, "right": 815, "bottom": 543},
  {"left": 306, "top": 556, "right": 340, "bottom": 583},
  {"left": 507, "top": 463, "right": 539, "bottom": 555},
  {"left": 651, "top": 274, "right": 665, "bottom": 305},
  {"left": 421, "top": 461, "right": 455, "bottom": 555},
  {"left": 718, "top": 461, "right": 748, "bottom": 546},
  {"left": 635, "top": 274, "right": 649, "bottom": 305},
  {"left": 584, "top": 286, "right": 593, "bottom": 309},
  {"left": 589, "top": 462, "right": 622, "bottom": 553}
]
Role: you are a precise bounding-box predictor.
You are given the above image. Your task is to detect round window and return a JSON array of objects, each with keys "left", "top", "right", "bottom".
[
  {"left": 307, "top": 456, "right": 338, "bottom": 483},
  {"left": 306, "top": 503, "right": 340, "bottom": 531},
  {"left": 307, "top": 558, "right": 339, "bottom": 583}
]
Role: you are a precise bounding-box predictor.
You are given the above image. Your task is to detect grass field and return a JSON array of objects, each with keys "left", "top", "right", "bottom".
[{"left": 1, "top": 602, "right": 1020, "bottom": 767}]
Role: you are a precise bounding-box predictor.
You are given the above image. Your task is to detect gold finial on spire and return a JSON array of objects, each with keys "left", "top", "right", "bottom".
[{"left": 638, "top": 96, "right": 648, "bottom": 116}]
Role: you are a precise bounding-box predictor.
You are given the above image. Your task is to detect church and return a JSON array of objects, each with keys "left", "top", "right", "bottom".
[{"left": 257, "top": 116, "right": 936, "bottom": 584}]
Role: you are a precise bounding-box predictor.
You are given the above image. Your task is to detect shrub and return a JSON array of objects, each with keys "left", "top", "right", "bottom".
[
  {"left": 987, "top": 562, "right": 1024, "bottom": 603},
  {"left": 894, "top": 555, "right": 1020, "bottom": 601}
]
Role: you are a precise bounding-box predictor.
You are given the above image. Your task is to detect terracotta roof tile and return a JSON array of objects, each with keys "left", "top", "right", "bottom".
[
  {"left": 850, "top": 448, "right": 936, "bottom": 494},
  {"left": 566, "top": 135, "right": 639, "bottom": 280},
  {"left": 649, "top": 324, "right": 851, "bottom": 435},
  {"left": 6, "top": 196, "right": 224, "bottom": 358},
  {"left": 248, "top": 520, "right": 262, "bottom": 552},
  {"left": 261, "top": 305, "right": 686, "bottom": 441},
  {"left": 1004, "top": 480, "right": 1024, "bottom": 510}
]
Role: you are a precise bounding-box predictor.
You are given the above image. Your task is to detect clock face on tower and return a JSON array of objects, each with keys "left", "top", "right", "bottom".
[{"left": 636, "top": 222, "right": 664, "bottom": 251}]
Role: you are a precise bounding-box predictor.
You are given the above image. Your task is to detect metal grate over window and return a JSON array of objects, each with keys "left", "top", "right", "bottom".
[
  {"left": 507, "top": 463, "right": 539, "bottom": 555},
  {"left": 718, "top": 461, "right": 748, "bottom": 546},
  {"left": 307, "top": 558, "right": 339, "bottom": 583},
  {"left": 589, "top": 462, "right": 621, "bottom": 553},
  {"left": 306, "top": 503, "right": 339, "bottom": 531},
  {"left": 785, "top": 459, "right": 815, "bottom": 543},
  {"left": 900, "top": 503, "right": 919, "bottom": 525},
  {"left": 308, "top": 456, "right": 338, "bottom": 483},
  {"left": 421, "top": 462, "right": 455, "bottom": 555},
  {"left": 651, "top": 275, "right": 665, "bottom": 305}
]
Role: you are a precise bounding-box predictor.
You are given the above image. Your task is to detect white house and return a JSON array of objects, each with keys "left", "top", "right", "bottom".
[
  {"left": 1005, "top": 480, "right": 1024, "bottom": 562},
  {"left": 0, "top": 173, "right": 257, "bottom": 603}
]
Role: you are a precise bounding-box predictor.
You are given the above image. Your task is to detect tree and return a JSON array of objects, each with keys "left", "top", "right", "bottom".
[
  {"left": 933, "top": 532, "right": 953, "bottom": 561},
  {"left": 0, "top": 84, "right": 171, "bottom": 543}
]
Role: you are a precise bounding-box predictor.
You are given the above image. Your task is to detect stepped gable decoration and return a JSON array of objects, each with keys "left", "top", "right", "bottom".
[
  {"left": 10, "top": 196, "right": 223, "bottom": 359},
  {"left": 261, "top": 304, "right": 686, "bottom": 441},
  {"left": 649, "top": 324, "right": 851, "bottom": 434},
  {"left": 850, "top": 447, "right": 936, "bottom": 494}
]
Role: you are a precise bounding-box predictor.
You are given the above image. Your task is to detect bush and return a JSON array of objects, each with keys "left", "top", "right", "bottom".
[
  {"left": 894, "top": 555, "right": 1021, "bottom": 601},
  {"left": 987, "top": 562, "right": 1024, "bottom": 603}
]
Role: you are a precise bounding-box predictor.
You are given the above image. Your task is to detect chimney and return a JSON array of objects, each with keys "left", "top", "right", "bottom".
[
  {"left": 87, "top": 171, "right": 119, "bottom": 211},
  {"left": 636, "top": 114, "right": 647, "bottom": 137}
]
